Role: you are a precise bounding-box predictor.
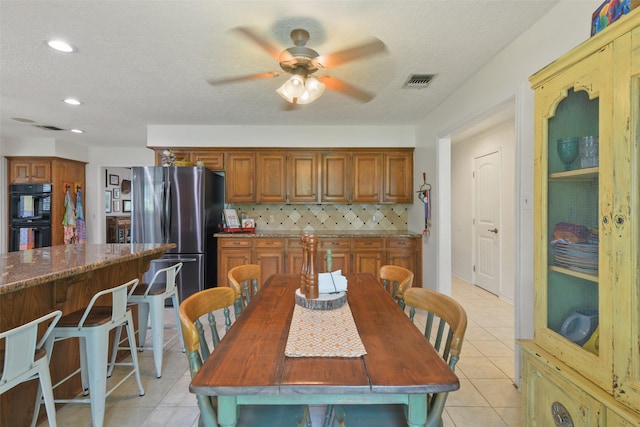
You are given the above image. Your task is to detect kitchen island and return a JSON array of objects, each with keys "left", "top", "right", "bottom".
[{"left": 0, "top": 243, "right": 175, "bottom": 426}]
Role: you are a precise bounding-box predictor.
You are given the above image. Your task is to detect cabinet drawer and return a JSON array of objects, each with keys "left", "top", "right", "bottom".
[
  {"left": 353, "top": 238, "right": 384, "bottom": 249},
  {"left": 219, "top": 238, "right": 251, "bottom": 248},
  {"left": 254, "top": 238, "right": 285, "bottom": 248},
  {"left": 387, "top": 238, "right": 417, "bottom": 250},
  {"left": 320, "top": 239, "right": 351, "bottom": 249},
  {"left": 287, "top": 238, "right": 304, "bottom": 249}
]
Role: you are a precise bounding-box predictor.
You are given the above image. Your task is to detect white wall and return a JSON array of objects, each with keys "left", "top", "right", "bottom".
[
  {"left": 410, "top": 0, "right": 602, "bottom": 338},
  {"left": 451, "top": 120, "right": 516, "bottom": 302},
  {"left": 85, "top": 147, "right": 154, "bottom": 244},
  {"left": 147, "top": 125, "right": 414, "bottom": 148}
]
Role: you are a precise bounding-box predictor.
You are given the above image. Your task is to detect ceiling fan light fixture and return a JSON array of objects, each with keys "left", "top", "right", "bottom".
[
  {"left": 297, "top": 76, "right": 325, "bottom": 105},
  {"left": 277, "top": 75, "right": 325, "bottom": 105},
  {"left": 284, "top": 75, "right": 306, "bottom": 98}
]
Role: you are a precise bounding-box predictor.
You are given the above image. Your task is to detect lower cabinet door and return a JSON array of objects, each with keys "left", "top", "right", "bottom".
[{"left": 522, "top": 351, "right": 605, "bottom": 427}]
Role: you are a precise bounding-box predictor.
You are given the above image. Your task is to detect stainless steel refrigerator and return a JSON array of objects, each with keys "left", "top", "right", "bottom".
[{"left": 131, "top": 166, "right": 224, "bottom": 301}]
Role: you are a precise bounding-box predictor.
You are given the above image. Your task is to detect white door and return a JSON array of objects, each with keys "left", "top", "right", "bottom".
[{"left": 473, "top": 150, "right": 501, "bottom": 295}]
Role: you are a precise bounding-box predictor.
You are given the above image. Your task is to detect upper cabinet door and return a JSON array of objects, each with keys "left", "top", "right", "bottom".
[
  {"left": 352, "top": 153, "right": 382, "bottom": 203},
  {"left": 613, "top": 24, "right": 640, "bottom": 411},
  {"left": 533, "top": 43, "right": 614, "bottom": 392},
  {"left": 383, "top": 152, "right": 413, "bottom": 203},
  {"left": 226, "top": 153, "right": 256, "bottom": 203},
  {"left": 287, "top": 152, "right": 319, "bottom": 203},
  {"left": 9, "top": 160, "right": 51, "bottom": 184},
  {"left": 321, "top": 152, "right": 350, "bottom": 203},
  {"left": 257, "top": 153, "right": 287, "bottom": 203}
]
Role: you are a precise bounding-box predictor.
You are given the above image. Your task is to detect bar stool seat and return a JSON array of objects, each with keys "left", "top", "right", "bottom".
[
  {"left": 37, "top": 279, "right": 145, "bottom": 427},
  {"left": 108, "top": 263, "right": 184, "bottom": 379},
  {"left": 0, "top": 310, "right": 61, "bottom": 427}
]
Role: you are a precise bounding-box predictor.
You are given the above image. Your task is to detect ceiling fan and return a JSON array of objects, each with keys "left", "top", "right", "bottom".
[{"left": 207, "top": 27, "right": 387, "bottom": 106}]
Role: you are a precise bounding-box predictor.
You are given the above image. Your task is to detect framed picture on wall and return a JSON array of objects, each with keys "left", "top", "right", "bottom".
[
  {"left": 123, "top": 200, "right": 132, "bottom": 213},
  {"left": 112, "top": 200, "right": 121, "bottom": 212},
  {"left": 105, "top": 191, "right": 112, "bottom": 213},
  {"left": 112, "top": 188, "right": 120, "bottom": 199},
  {"left": 109, "top": 174, "right": 119, "bottom": 186}
]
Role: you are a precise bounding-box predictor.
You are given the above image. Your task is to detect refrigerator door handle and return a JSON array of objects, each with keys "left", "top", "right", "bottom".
[
  {"left": 160, "top": 180, "right": 166, "bottom": 242},
  {"left": 164, "top": 180, "right": 171, "bottom": 243}
]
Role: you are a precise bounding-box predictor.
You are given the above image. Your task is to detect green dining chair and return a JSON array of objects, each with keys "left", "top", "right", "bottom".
[
  {"left": 326, "top": 287, "right": 467, "bottom": 427},
  {"left": 379, "top": 265, "right": 414, "bottom": 310},
  {"left": 227, "top": 264, "right": 261, "bottom": 316},
  {"left": 179, "top": 287, "right": 310, "bottom": 427}
]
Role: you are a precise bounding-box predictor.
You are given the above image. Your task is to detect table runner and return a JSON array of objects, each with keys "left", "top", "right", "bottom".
[{"left": 285, "top": 302, "right": 367, "bottom": 358}]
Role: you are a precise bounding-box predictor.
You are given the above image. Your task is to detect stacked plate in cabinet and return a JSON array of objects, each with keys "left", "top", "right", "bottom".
[{"left": 552, "top": 241, "right": 598, "bottom": 274}]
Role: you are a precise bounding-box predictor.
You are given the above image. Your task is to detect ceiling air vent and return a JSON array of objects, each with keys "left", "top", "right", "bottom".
[
  {"left": 33, "top": 125, "right": 66, "bottom": 131},
  {"left": 403, "top": 74, "right": 436, "bottom": 89}
]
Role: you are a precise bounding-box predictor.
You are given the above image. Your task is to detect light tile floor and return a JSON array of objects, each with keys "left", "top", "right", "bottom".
[{"left": 42, "top": 276, "right": 520, "bottom": 426}]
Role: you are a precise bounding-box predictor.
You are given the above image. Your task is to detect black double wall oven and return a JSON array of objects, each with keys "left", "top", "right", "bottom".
[{"left": 9, "top": 183, "right": 52, "bottom": 252}]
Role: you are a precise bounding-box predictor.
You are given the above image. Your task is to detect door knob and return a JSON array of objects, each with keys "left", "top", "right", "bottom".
[{"left": 488, "top": 228, "right": 498, "bottom": 234}]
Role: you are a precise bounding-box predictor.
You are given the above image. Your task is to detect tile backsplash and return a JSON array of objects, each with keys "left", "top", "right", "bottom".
[{"left": 231, "top": 204, "right": 408, "bottom": 232}]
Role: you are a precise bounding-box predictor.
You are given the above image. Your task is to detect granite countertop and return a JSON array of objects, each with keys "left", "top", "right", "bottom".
[
  {"left": 214, "top": 230, "right": 422, "bottom": 238},
  {"left": 0, "top": 243, "right": 175, "bottom": 295}
]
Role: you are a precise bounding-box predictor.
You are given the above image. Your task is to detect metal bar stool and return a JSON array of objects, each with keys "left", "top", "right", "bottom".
[
  {"left": 108, "top": 262, "right": 185, "bottom": 378},
  {"left": 0, "top": 310, "right": 62, "bottom": 427},
  {"left": 36, "top": 279, "right": 145, "bottom": 427}
]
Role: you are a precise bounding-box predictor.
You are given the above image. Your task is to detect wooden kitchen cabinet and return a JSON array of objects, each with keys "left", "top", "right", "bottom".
[
  {"left": 9, "top": 159, "right": 51, "bottom": 183},
  {"left": 386, "top": 237, "right": 420, "bottom": 280},
  {"left": 286, "top": 238, "right": 305, "bottom": 273},
  {"left": 321, "top": 153, "right": 350, "bottom": 203},
  {"left": 519, "top": 12, "right": 640, "bottom": 425},
  {"left": 253, "top": 238, "right": 286, "bottom": 284},
  {"left": 6, "top": 157, "right": 86, "bottom": 248},
  {"left": 257, "top": 153, "right": 287, "bottom": 203},
  {"left": 151, "top": 147, "right": 413, "bottom": 204},
  {"left": 218, "top": 234, "right": 423, "bottom": 290},
  {"left": 383, "top": 151, "right": 413, "bottom": 203},
  {"left": 352, "top": 153, "right": 382, "bottom": 203},
  {"left": 226, "top": 152, "right": 256, "bottom": 203},
  {"left": 287, "top": 152, "right": 319, "bottom": 203},
  {"left": 153, "top": 149, "right": 192, "bottom": 166},
  {"left": 192, "top": 151, "right": 224, "bottom": 170},
  {"left": 217, "top": 238, "right": 251, "bottom": 286},
  {"left": 319, "top": 238, "right": 351, "bottom": 273},
  {"left": 106, "top": 216, "right": 131, "bottom": 243},
  {"left": 353, "top": 238, "right": 385, "bottom": 278}
]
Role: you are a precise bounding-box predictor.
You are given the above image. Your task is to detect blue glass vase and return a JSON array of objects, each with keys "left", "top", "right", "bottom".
[{"left": 557, "top": 137, "right": 579, "bottom": 171}]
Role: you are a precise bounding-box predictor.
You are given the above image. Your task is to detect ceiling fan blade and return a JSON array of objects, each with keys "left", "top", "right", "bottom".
[
  {"left": 319, "top": 75, "right": 375, "bottom": 103},
  {"left": 320, "top": 38, "right": 387, "bottom": 68},
  {"left": 233, "top": 27, "right": 293, "bottom": 62},
  {"left": 207, "top": 72, "right": 281, "bottom": 86}
]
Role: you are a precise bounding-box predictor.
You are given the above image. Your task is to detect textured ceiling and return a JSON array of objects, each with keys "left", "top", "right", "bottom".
[{"left": 0, "top": 1, "right": 559, "bottom": 148}]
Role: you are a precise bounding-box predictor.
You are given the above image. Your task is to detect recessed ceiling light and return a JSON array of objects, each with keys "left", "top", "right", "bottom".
[
  {"left": 46, "top": 39, "right": 75, "bottom": 53},
  {"left": 70, "top": 128, "right": 84, "bottom": 134},
  {"left": 63, "top": 98, "right": 82, "bottom": 105}
]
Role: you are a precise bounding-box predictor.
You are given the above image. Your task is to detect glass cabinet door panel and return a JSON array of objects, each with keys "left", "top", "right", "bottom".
[{"left": 546, "top": 89, "right": 600, "bottom": 354}]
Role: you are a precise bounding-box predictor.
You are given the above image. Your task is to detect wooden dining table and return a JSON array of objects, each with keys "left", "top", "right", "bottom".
[{"left": 189, "top": 273, "right": 459, "bottom": 427}]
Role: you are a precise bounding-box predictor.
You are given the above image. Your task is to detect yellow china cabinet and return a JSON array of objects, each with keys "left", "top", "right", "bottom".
[{"left": 519, "top": 10, "right": 639, "bottom": 426}]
